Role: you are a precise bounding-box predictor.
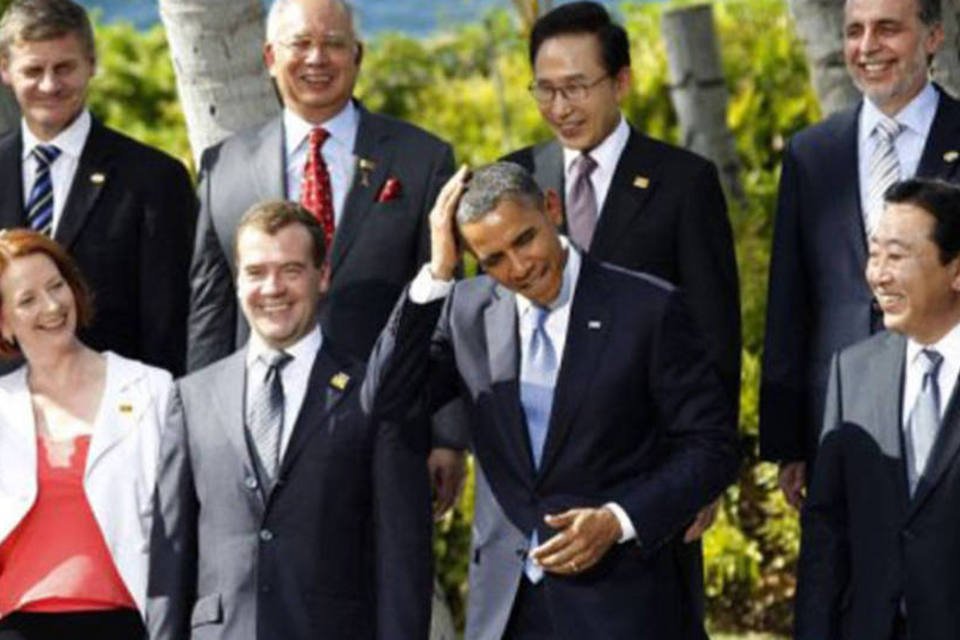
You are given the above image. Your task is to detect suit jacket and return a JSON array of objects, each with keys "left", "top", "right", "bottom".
[
  {"left": 0, "top": 352, "right": 172, "bottom": 616},
  {"left": 0, "top": 118, "right": 196, "bottom": 376},
  {"left": 364, "top": 256, "right": 739, "bottom": 639},
  {"left": 187, "top": 102, "right": 455, "bottom": 369},
  {"left": 760, "top": 87, "right": 960, "bottom": 465},
  {"left": 146, "top": 339, "right": 433, "bottom": 640},
  {"left": 796, "top": 331, "right": 960, "bottom": 640}
]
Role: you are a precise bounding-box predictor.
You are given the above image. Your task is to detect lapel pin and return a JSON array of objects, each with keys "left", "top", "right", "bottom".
[
  {"left": 633, "top": 175, "right": 650, "bottom": 189},
  {"left": 119, "top": 402, "right": 133, "bottom": 414},
  {"left": 330, "top": 372, "right": 350, "bottom": 391},
  {"left": 90, "top": 172, "right": 106, "bottom": 185},
  {"left": 588, "top": 320, "right": 602, "bottom": 330},
  {"left": 358, "top": 158, "right": 376, "bottom": 187},
  {"left": 945, "top": 150, "right": 959, "bottom": 163}
]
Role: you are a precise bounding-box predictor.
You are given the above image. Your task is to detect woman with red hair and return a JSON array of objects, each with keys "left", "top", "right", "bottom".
[{"left": 0, "top": 229, "right": 171, "bottom": 639}]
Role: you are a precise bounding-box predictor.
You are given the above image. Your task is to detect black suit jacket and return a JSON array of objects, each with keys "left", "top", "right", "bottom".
[
  {"left": 187, "top": 103, "right": 454, "bottom": 369},
  {"left": 797, "top": 331, "right": 960, "bottom": 640},
  {"left": 0, "top": 118, "right": 196, "bottom": 375},
  {"left": 760, "top": 88, "right": 960, "bottom": 464},
  {"left": 364, "top": 257, "right": 739, "bottom": 638},
  {"left": 147, "top": 340, "right": 432, "bottom": 640},
  {"left": 504, "top": 128, "right": 741, "bottom": 405}
]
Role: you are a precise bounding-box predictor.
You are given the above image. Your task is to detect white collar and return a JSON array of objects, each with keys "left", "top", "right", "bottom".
[
  {"left": 246, "top": 323, "right": 322, "bottom": 367},
  {"left": 515, "top": 236, "right": 581, "bottom": 317},
  {"left": 906, "top": 319, "right": 960, "bottom": 367},
  {"left": 283, "top": 100, "right": 359, "bottom": 157},
  {"left": 562, "top": 115, "right": 629, "bottom": 178},
  {"left": 21, "top": 109, "right": 91, "bottom": 161},
  {"left": 861, "top": 82, "right": 939, "bottom": 136}
]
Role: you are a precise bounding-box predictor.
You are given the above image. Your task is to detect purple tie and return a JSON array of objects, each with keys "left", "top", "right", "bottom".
[{"left": 567, "top": 153, "right": 598, "bottom": 250}]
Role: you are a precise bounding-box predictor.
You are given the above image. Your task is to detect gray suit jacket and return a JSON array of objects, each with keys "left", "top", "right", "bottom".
[
  {"left": 147, "top": 340, "right": 433, "bottom": 639},
  {"left": 797, "top": 331, "right": 960, "bottom": 640}
]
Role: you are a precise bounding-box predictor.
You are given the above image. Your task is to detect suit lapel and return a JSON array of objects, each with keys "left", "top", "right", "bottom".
[
  {"left": 909, "top": 366, "right": 960, "bottom": 518},
  {"left": 0, "top": 132, "right": 24, "bottom": 228},
  {"left": 85, "top": 354, "right": 147, "bottom": 477},
  {"left": 537, "top": 258, "right": 610, "bottom": 480},
  {"left": 484, "top": 285, "right": 536, "bottom": 481},
  {"left": 916, "top": 88, "right": 960, "bottom": 182},
  {"left": 277, "top": 345, "right": 354, "bottom": 476},
  {"left": 54, "top": 119, "right": 109, "bottom": 250},
  {"left": 330, "top": 105, "right": 393, "bottom": 274},
  {"left": 589, "top": 129, "right": 657, "bottom": 257},
  {"left": 209, "top": 351, "right": 262, "bottom": 504},
  {"left": 831, "top": 109, "right": 869, "bottom": 265},
  {"left": 251, "top": 117, "right": 286, "bottom": 202},
  {"left": 867, "top": 334, "right": 911, "bottom": 513}
]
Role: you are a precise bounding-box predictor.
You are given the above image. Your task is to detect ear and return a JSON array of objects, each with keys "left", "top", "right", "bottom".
[
  {"left": 924, "top": 22, "right": 945, "bottom": 57},
  {"left": 263, "top": 42, "right": 277, "bottom": 76},
  {"left": 354, "top": 41, "right": 364, "bottom": 67},
  {"left": 950, "top": 256, "right": 960, "bottom": 293},
  {"left": 544, "top": 188, "right": 564, "bottom": 228},
  {"left": 613, "top": 65, "right": 632, "bottom": 102},
  {"left": 0, "top": 57, "right": 10, "bottom": 86},
  {"left": 317, "top": 262, "right": 331, "bottom": 297}
]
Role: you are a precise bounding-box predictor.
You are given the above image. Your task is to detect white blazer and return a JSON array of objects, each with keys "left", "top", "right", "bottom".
[{"left": 0, "top": 352, "right": 173, "bottom": 617}]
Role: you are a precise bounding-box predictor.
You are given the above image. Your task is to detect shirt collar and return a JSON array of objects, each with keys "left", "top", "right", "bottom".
[
  {"left": 515, "top": 236, "right": 581, "bottom": 318},
  {"left": 861, "top": 82, "right": 939, "bottom": 136},
  {"left": 906, "top": 319, "right": 960, "bottom": 369},
  {"left": 246, "top": 323, "right": 323, "bottom": 368},
  {"left": 21, "top": 109, "right": 91, "bottom": 161},
  {"left": 562, "top": 115, "right": 629, "bottom": 178},
  {"left": 283, "top": 100, "right": 359, "bottom": 159}
]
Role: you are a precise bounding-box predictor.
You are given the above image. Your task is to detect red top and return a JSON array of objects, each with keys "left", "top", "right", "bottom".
[{"left": 0, "top": 435, "right": 136, "bottom": 617}]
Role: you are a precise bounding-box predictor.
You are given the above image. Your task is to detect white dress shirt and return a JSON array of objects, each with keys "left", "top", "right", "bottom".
[
  {"left": 408, "top": 239, "right": 636, "bottom": 543},
  {"left": 562, "top": 115, "right": 630, "bottom": 219},
  {"left": 901, "top": 323, "right": 960, "bottom": 426},
  {"left": 283, "top": 101, "right": 359, "bottom": 222},
  {"left": 858, "top": 82, "right": 939, "bottom": 224},
  {"left": 20, "top": 109, "right": 91, "bottom": 235},
  {"left": 245, "top": 325, "right": 322, "bottom": 460}
]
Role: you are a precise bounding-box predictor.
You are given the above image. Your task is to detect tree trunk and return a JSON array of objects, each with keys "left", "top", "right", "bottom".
[
  {"left": 661, "top": 5, "right": 744, "bottom": 205},
  {"left": 158, "top": 0, "right": 278, "bottom": 166},
  {"left": 932, "top": 0, "right": 960, "bottom": 97},
  {"left": 0, "top": 84, "right": 19, "bottom": 136},
  {"left": 511, "top": 0, "right": 554, "bottom": 32},
  {"left": 786, "top": 0, "right": 859, "bottom": 115}
]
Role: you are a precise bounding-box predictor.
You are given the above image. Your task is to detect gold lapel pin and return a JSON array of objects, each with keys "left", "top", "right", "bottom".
[
  {"left": 633, "top": 175, "right": 650, "bottom": 189},
  {"left": 330, "top": 372, "right": 350, "bottom": 391},
  {"left": 90, "top": 172, "right": 106, "bottom": 185},
  {"left": 358, "top": 158, "right": 376, "bottom": 187},
  {"left": 944, "top": 150, "right": 959, "bottom": 163},
  {"left": 119, "top": 402, "right": 133, "bottom": 414}
]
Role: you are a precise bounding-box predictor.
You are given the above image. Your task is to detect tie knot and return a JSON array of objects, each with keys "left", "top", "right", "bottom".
[
  {"left": 574, "top": 153, "right": 597, "bottom": 177},
  {"left": 309, "top": 127, "right": 330, "bottom": 149},
  {"left": 261, "top": 350, "right": 293, "bottom": 372},
  {"left": 920, "top": 348, "right": 943, "bottom": 375},
  {"left": 875, "top": 118, "right": 901, "bottom": 143},
  {"left": 528, "top": 305, "right": 550, "bottom": 331},
  {"left": 32, "top": 144, "right": 62, "bottom": 167}
]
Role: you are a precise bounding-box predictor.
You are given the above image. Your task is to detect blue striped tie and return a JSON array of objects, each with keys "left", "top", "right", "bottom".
[{"left": 25, "top": 144, "right": 62, "bottom": 236}]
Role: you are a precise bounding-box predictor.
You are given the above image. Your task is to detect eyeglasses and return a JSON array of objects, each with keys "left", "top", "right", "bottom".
[
  {"left": 276, "top": 33, "right": 356, "bottom": 59},
  {"left": 528, "top": 75, "right": 610, "bottom": 104}
]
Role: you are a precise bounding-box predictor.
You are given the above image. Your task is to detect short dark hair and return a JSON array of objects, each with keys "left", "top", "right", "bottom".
[
  {"left": 529, "top": 1, "right": 630, "bottom": 77},
  {"left": 0, "top": 228, "right": 94, "bottom": 359},
  {"left": 456, "top": 162, "right": 545, "bottom": 228},
  {"left": 234, "top": 200, "right": 327, "bottom": 268},
  {"left": 916, "top": 0, "right": 941, "bottom": 26},
  {"left": 0, "top": 0, "right": 95, "bottom": 61},
  {"left": 884, "top": 178, "right": 960, "bottom": 264}
]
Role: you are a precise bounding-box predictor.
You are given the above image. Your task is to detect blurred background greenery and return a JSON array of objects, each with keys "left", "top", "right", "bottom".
[{"left": 6, "top": 0, "right": 822, "bottom": 635}]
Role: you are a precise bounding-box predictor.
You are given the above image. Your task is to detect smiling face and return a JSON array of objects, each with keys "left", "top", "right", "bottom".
[
  {"left": 866, "top": 201, "right": 960, "bottom": 343},
  {"left": 0, "top": 32, "right": 94, "bottom": 141},
  {"left": 460, "top": 194, "right": 567, "bottom": 307},
  {"left": 264, "top": 0, "right": 360, "bottom": 124},
  {"left": 0, "top": 252, "right": 78, "bottom": 357},
  {"left": 843, "top": 0, "right": 943, "bottom": 116},
  {"left": 236, "top": 222, "right": 325, "bottom": 349}
]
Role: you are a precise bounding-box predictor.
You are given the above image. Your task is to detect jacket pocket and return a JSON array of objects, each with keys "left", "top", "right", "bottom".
[{"left": 190, "top": 593, "right": 222, "bottom": 627}]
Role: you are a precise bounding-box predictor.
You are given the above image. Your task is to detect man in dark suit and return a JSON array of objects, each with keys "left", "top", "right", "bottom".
[
  {"left": 0, "top": 0, "right": 195, "bottom": 375},
  {"left": 797, "top": 178, "right": 960, "bottom": 640},
  {"left": 148, "top": 201, "right": 432, "bottom": 640},
  {"left": 502, "top": 4, "right": 741, "bottom": 635},
  {"left": 760, "top": 0, "right": 960, "bottom": 508},
  {"left": 187, "top": 0, "right": 464, "bottom": 507},
  {"left": 363, "top": 162, "right": 739, "bottom": 639}
]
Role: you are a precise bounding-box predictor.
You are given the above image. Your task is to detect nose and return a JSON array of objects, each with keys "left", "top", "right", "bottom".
[
  {"left": 37, "top": 68, "right": 59, "bottom": 93},
  {"left": 507, "top": 251, "right": 531, "bottom": 282},
  {"left": 547, "top": 92, "right": 574, "bottom": 118},
  {"left": 40, "top": 289, "right": 63, "bottom": 313},
  {"left": 304, "top": 42, "right": 329, "bottom": 64},
  {"left": 261, "top": 271, "right": 284, "bottom": 295},
  {"left": 859, "top": 27, "right": 880, "bottom": 55},
  {"left": 866, "top": 255, "right": 890, "bottom": 286}
]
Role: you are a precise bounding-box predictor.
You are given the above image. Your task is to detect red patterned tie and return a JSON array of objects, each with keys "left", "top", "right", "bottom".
[{"left": 300, "top": 127, "right": 335, "bottom": 249}]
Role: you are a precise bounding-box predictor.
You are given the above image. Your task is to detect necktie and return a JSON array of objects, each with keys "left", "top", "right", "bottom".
[
  {"left": 519, "top": 305, "right": 558, "bottom": 583},
  {"left": 300, "top": 127, "right": 335, "bottom": 250},
  {"left": 25, "top": 144, "right": 63, "bottom": 236},
  {"left": 567, "top": 153, "right": 598, "bottom": 250},
  {"left": 905, "top": 348, "right": 943, "bottom": 495},
  {"left": 247, "top": 350, "right": 293, "bottom": 490},
  {"left": 866, "top": 117, "right": 902, "bottom": 234}
]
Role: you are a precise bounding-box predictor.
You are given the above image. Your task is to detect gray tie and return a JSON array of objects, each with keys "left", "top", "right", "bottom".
[
  {"left": 247, "top": 350, "right": 293, "bottom": 488},
  {"left": 905, "top": 348, "right": 944, "bottom": 495},
  {"left": 866, "top": 117, "right": 902, "bottom": 234},
  {"left": 567, "top": 153, "right": 598, "bottom": 250}
]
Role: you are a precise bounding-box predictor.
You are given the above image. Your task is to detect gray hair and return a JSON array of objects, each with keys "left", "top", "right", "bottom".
[
  {"left": 0, "top": 0, "right": 95, "bottom": 60},
  {"left": 265, "top": 0, "right": 359, "bottom": 42},
  {"left": 456, "top": 162, "right": 545, "bottom": 227}
]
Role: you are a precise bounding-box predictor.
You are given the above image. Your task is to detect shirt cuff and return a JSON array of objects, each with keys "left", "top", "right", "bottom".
[
  {"left": 604, "top": 502, "right": 636, "bottom": 543},
  {"left": 409, "top": 264, "right": 454, "bottom": 304}
]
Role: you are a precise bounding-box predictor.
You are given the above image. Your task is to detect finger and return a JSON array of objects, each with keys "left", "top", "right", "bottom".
[
  {"left": 530, "top": 532, "right": 573, "bottom": 561},
  {"left": 544, "top": 510, "right": 578, "bottom": 530}
]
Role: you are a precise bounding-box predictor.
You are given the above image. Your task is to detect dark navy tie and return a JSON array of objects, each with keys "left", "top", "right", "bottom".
[{"left": 25, "top": 144, "right": 62, "bottom": 236}]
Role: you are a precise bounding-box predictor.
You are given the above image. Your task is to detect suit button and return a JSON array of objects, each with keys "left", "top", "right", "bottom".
[
  {"left": 259, "top": 529, "right": 274, "bottom": 542},
  {"left": 244, "top": 476, "right": 258, "bottom": 490}
]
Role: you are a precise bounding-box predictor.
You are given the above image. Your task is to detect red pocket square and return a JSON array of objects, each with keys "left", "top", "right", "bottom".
[{"left": 376, "top": 177, "right": 403, "bottom": 203}]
